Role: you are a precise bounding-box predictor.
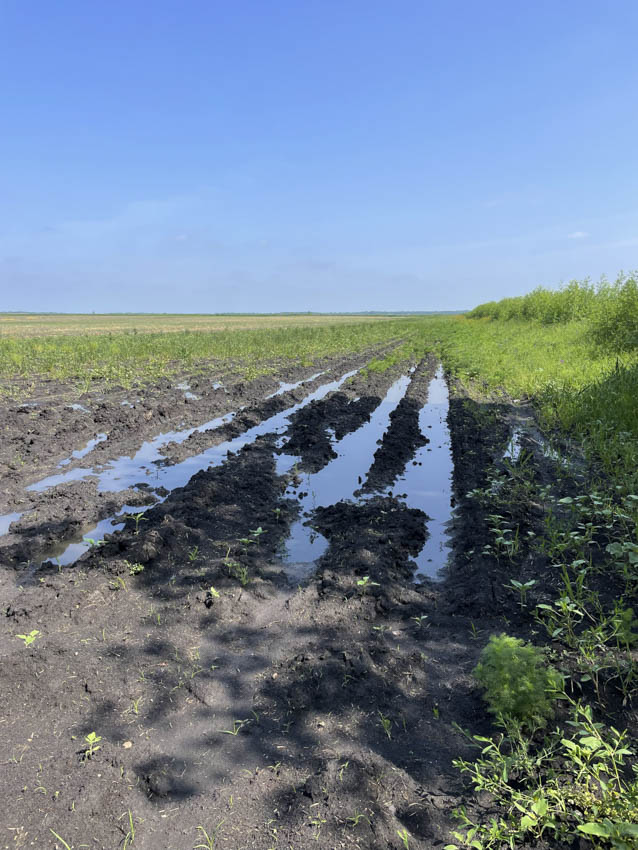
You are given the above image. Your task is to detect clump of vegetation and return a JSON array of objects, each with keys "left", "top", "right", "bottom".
[
  {"left": 473, "top": 634, "right": 561, "bottom": 724},
  {"left": 466, "top": 271, "right": 638, "bottom": 354},
  {"left": 450, "top": 701, "right": 638, "bottom": 850}
]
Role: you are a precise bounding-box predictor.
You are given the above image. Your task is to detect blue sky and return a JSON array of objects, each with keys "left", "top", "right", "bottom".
[{"left": 1, "top": 1, "right": 638, "bottom": 313}]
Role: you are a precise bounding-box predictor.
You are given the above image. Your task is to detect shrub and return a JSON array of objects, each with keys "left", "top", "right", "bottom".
[
  {"left": 589, "top": 273, "right": 638, "bottom": 352},
  {"left": 473, "top": 633, "right": 561, "bottom": 724}
]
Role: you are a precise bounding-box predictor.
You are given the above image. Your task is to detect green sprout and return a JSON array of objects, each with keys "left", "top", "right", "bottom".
[{"left": 16, "top": 629, "right": 40, "bottom": 647}]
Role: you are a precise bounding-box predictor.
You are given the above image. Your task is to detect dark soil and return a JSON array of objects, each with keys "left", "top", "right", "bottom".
[{"left": 1, "top": 353, "right": 634, "bottom": 849}]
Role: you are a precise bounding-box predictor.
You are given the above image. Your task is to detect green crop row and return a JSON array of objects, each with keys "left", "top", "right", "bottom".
[{"left": 0, "top": 317, "right": 423, "bottom": 394}]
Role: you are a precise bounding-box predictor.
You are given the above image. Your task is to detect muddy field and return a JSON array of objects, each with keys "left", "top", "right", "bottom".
[{"left": 0, "top": 346, "right": 620, "bottom": 849}]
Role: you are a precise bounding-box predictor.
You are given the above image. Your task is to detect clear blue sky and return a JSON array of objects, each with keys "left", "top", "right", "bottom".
[{"left": 2, "top": 1, "right": 637, "bottom": 313}]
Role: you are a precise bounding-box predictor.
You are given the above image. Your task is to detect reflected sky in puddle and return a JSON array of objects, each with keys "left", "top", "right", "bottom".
[
  {"left": 26, "top": 370, "right": 358, "bottom": 567},
  {"left": 278, "top": 366, "right": 454, "bottom": 582},
  {"left": 389, "top": 366, "right": 453, "bottom": 579},
  {"left": 0, "top": 512, "right": 23, "bottom": 536},
  {"left": 58, "top": 433, "right": 108, "bottom": 467},
  {"left": 278, "top": 375, "right": 412, "bottom": 577},
  {"left": 265, "top": 372, "right": 325, "bottom": 399},
  {"left": 39, "top": 504, "right": 146, "bottom": 568}
]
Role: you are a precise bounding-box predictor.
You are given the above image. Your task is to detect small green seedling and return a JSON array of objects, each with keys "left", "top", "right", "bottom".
[
  {"left": 411, "top": 614, "right": 428, "bottom": 629},
  {"left": 110, "top": 575, "right": 127, "bottom": 591},
  {"left": 504, "top": 578, "right": 537, "bottom": 608},
  {"left": 397, "top": 827, "right": 410, "bottom": 849},
  {"left": 188, "top": 545, "right": 199, "bottom": 562},
  {"left": 82, "top": 731, "right": 102, "bottom": 760},
  {"left": 194, "top": 822, "right": 225, "bottom": 849},
  {"left": 132, "top": 512, "right": 147, "bottom": 535},
  {"left": 127, "top": 561, "right": 144, "bottom": 575},
  {"left": 122, "top": 810, "right": 135, "bottom": 849},
  {"left": 249, "top": 526, "right": 265, "bottom": 540},
  {"left": 205, "top": 586, "right": 221, "bottom": 608},
  {"left": 16, "top": 629, "right": 40, "bottom": 647},
  {"left": 357, "top": 576, "right": 380, "bottom": 594},
  {"left": 378, "top": 711, "right": 392, "bottom": 739},
  {"left": 221, "top": 719, "right": 249, "bottom": 736},
  {"left": 347, "top": 811, "right": 371, "bottom": 828}
]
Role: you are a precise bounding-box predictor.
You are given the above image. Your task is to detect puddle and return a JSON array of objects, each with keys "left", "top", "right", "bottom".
[
  {"left": 58, "top": 433, "right": 108, "bottom": 467},
  {"left": 212, "top": 382, "right": 225, "bottom": 390},
  {"left": 68, "top": 403, "right": 89, "bottom": 413},
  {"left": 504, "top": 426, "right": 570, "bottom": 470},
  {"left": 26, "top": 370, "right": 360, "bottom": 567},
  {"left": 28, "top": 410, "right": 237, "bottom": 494},
  {"left": 387, "top": 366, "right": 454, "bottom": 579},
  {"left": 277, "top": 374, "right": 412, "bottom": 577},
  {"left": 22, "top": 505, "right": 148, "bottom": 576},
  {"left": 121, "top": 400, "right": 134, "bottom": 407},
  {"left": 0, "top": 512, "right": 23, "bottom": 536},
  {"left": 277, "top": 366, "right": 454, "bottom": 582},
  {"left": 265, "top": 372, "right": 325, "bottom": 399},
  {"left": 184, "top": 392, "right": 200, "bottom": 401},
  {"left": 175, "top": 382, "right": 191, "bottom": 391},
  {"left": 504, "top": 428, "right": 524, "bottom": 461}
]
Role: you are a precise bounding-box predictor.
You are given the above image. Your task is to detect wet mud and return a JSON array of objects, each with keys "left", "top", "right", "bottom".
[{"left": 2, "top": 352, "right": 627, "bottom": 849}]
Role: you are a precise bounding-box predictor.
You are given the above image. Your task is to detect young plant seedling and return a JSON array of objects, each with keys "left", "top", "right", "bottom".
[
  {"left": 357, "top": 576, "right": 380, "bottom": 594},
  {"left": 205, "top": 586, "right": 221, "bottom": 607},
  {"left": 378, "top": 711, "right": 392, "bottom": 739},
  {"left": 82, "top": 731, "right": 102, "bottom": 760},
  {"left": 221, "top": 718, "right": 249, "bottom": 736},
  {"left": 397, "top": 827, "right": 410, "bottom": 849},
  {"left": 16, "top": 629, "right": 40, "bottom": 647},
  {"left": 347, "top": 811, "right": 371, "bottom": 828},
  {"left": 504, "top": 578, "right": 537, "bottom": 608},
  {"left": 188, "top": 545, "right": 199, "bottom": 562},
  {"left": 132, "top": 512, "right": 147, "bottom": 535},
  {"left": 194, "top": 822, "right": 225, "bottom": 850},
  {"left": 122, "top": 810, "right": 135, "bottom": 849}
]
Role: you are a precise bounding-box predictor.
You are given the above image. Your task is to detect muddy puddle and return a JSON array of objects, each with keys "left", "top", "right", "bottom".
[
  {"left": 390, "top": 366, "right": 454, "bottom": 578},
  {"left": 265, "top": 371, "right": 325, "bottom": 399},
  {"left": 277, "top": 374, "right": 412, "bottom": 574},
  {"left": 23, "top": 370, "right": 359, "bottom": 568},
  {"left": 277, "top": 365, "right": 454, "bottom": 581},
  {"left": 0, "top": 512, "right": 23, "bottom": 536},
  {"left": 58, "top": 432, "right": 108, "bottom": 467}
]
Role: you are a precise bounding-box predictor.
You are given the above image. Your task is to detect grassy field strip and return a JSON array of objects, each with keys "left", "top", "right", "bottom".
[
  {"left": 0, "top": 312, "right": 394, "bottom": 337},
  {"left": 427, "top": 282, "right": 638, "bottom": 848},
  {"left": 0, "top": 317, "right": 419, "bottom": 392}
]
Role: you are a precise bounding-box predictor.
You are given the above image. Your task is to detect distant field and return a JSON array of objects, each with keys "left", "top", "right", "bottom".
[
  {"left": 0, "top": 312, "right": 392, "bottom": 338},
  {"left": 0, "top": 313, "right": 422, "bottom": 391}
]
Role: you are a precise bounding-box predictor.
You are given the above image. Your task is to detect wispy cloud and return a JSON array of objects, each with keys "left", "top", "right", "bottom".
[{"left": 567, "top": 231, "right": 589, "bottom": 240}]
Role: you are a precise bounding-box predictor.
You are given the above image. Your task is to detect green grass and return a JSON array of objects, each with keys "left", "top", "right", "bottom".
[
  {"left": 466, "top": 272, "right": 638, "bottom": 353},
  {"left": 0, "top": 316, "right": 422, "bottom": 394},
  {"left": 411, "top": 314, "right": 638, "bottom": 493},
  {"left": 425, "top": 283, "right": 638, "bottom": 849}
]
